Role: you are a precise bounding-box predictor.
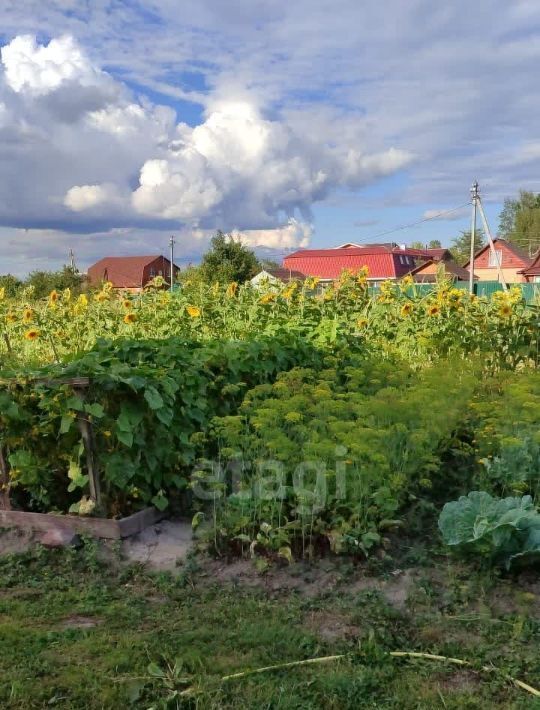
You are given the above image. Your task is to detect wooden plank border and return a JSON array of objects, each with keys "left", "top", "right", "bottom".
[{"left": 0, "top": 507, "right": 165, "bottom": 540}]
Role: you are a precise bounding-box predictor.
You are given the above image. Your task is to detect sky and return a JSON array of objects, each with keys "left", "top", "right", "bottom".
[{"left": 0, "top": 1, "right": 539, "bottom": 275}]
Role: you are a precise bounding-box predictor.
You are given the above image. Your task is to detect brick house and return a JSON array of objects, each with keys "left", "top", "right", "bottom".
[
  {"left": 463, "top": 239, "right": 531, "bottom": 283},
  {"left": 87, "top": 255, "right": 180, "bottom": 292}
]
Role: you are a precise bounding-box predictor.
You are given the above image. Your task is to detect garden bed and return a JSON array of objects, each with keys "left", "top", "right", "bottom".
[{"left": 0, "top": 506, "right": 165, "bottom": 539}]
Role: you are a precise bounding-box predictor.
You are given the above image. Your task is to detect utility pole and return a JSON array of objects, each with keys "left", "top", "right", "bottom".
[
  {"left": 476, "top": 191, "right": 508, "bottom": 291},
  {"left": 68, "top": 248, "right": 77, "bottom": 273},
  {"left": 469, "top": 181, "right": 479, "bottom": 294},
  {"left": 169, "top": 236, "right": 175, "bottom": 292}
]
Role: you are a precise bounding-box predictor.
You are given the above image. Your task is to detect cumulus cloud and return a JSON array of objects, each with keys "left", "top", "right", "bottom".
[
  {"left": 130, "top": 100, "right": 411, "bottom": 229},
  {"left": 232, "top": 219, "right": 312, "bottom": 249},
  {"left": 0, "top": 33, "right": 411, "bottom": 257}
]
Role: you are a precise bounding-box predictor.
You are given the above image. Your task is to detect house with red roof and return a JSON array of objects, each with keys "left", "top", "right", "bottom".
[
  {"left": 463, "top": 239, "right": 532, "bottom": 284},
  {"left": 87, "top": 255, "right": 179, "bottom": 292},
  {"left": 282, "top": 245, "right": 426, "bottom": 285},
  {"left": 409, "top": 258, "right": 473, "bottom": 284},
  {"left": 519, "top": 250, "right": 540, "bottom": 283}
]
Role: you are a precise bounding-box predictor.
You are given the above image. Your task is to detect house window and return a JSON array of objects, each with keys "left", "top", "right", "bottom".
[{"left": 488, "top": 250, "right": 503, "bottom": 267}]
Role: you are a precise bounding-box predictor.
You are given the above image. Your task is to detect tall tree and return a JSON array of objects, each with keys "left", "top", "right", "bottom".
[
  {"left": 450, "top": 229, "right": 486, "bottom": 265},
  {"left": 200, "top": 231, "right": 261, "bottom": 283},
  {"left": 0, "top": 274, "right": 22, "bottom": 297},
  {"left": 428, "top": 239, "right": 442, "bottom": 249},
  {"left": 498, "top": 190, "right": 540, "bottom": 255}
]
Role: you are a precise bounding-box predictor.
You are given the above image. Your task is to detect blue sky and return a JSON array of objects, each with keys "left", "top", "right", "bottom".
[{"left": 0, "top": 1, "right": 539, "bottom": 274}]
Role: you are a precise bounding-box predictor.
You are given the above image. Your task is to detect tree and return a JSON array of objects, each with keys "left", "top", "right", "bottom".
[
  {"left": 498, "top": 190, "right": 540, "bottom": 255},
  {"left": 409, "top": 239, "right": 442, "bottom": 250},
  {"left": 25, "top": 266, "right": 84, "bottom": 299},
  {"left": 0, "top": 274, "right": 22, "bottom": 297},
  {"left": 200, "top": 231, "right": 261, "bottom": 283},
  {"left": 450, "top": 229, "right": 486, "bottom": 265}
]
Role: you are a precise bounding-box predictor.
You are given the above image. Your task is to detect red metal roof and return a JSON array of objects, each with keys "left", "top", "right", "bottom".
[
  {"left": 283, "top": 247, "right": 416, "bottom": 279},
  {"left": 87, "top": 255, "right": 177, "bottom": 288}
]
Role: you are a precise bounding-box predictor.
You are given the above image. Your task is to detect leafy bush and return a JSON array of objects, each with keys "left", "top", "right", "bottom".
[
  {"left": 470, "top": 370, "right": 540, "bottom": 500},
  {"left": 0, "top": 335, "right": 324, "bottom": 516},
  {"left": 438, "top": 490, "right": 540, "bottom": 568},
  {"left": 198, "top": 357, "right": 478, "bottom": 559}
]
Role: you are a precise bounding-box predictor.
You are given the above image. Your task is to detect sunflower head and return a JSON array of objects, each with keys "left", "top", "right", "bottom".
[
  {"left": 186, "top": 305, "right": 201, "bottom": 318},
  {"left": 23, "top": 308, "right": 34, "bottom": 323},
  {"left": 49, "top": 290, "right": 59, "bottom": 303},
  {"left": 226, "top": 282, "right": 238, "bottom": 298},
  {"left": 259, "top": 293, "right": 276, "bottom": 305},
  {"left": 6, "top": 312, "right": 16, "bottom": 324},
  {"left": 401, "top": 303, "right": 414, "bottom": 317},
  {"left": 24, "top": 329, "right": 40, "bottom": 341},
  {"left": 123, "top": 313, "right": 137, "bottom": 324},
  {"left": 427, "top": 304, "right": 440, "bottom": 317},
  {"left": 122, "top": 299, "right": 132, "bottom": 310},
  {"left": 357, "top": 317, "right": 369, "bottom": 329},
  {"left": 498, "top": 303, "right": 512, "bottom": 318}
]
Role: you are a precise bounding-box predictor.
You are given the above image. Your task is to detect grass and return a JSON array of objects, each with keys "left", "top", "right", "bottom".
[{"left": 0, "top": 539, "right": 539, "bottom": 709}]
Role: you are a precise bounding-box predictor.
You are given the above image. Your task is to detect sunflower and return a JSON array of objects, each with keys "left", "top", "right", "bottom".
[
  {"left": 49, "top": 290, "right": 59, "bottom": 303},
  {"left": 6, "top": 312, "right": 16, "bottom": 324},
  {"left": 401, "top": 303, "right": 414, "bottom": 317},
  {"left": 498, "top": 303, "right": 512, "bottom": 318},
  {"left": 0, "top": 287, "right": 5, "bottom": 300},
  {"left": 123, "top": 313, "right": 137, "bottom": 324},
  {"left": 23, "top": 308, "right": 34, "bottom": 323},
  {"left": 95, "top": 292, "right": 107, "bottom": 303},
  {"left": 260, "top": 293, "right": 276, "bottom": 305},
  {"left": 226, "top": 282, "right": 238, "bottom": 298},
  {"left": 357, "top": 317, "right": 368, "bottom": 328},
  {"left": 427, "top": 304, "right": 440, "bottom": 317},
  {"left": 24, "top": 329, "right": 40, "bottom": 340},
  {"left": 186, "top": 305, "right": 201, "bottom": 318},
  {"left": 122, "top": 299, "right": 132, "bottom": 310}
]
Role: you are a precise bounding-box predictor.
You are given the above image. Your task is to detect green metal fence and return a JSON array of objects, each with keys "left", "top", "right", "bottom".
[{"left": 369, "top": 280, "right": 540, "bottom": 304}]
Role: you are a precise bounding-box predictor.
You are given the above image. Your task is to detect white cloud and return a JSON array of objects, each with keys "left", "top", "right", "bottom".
[
  {"left": 422, "top": 207, "right": 470, "bottom": 221},
  {"left": 1, "top": 34, "right": 103, "bottom": 95},
  {"left": 131, "top": 100, "right": 411, "bottom": 228},
  {"left": 232, "top": 219, "right": 312, "bottom": 249},
  {"left": 0, "top": 33, "right": 410, "bottom": 258}
]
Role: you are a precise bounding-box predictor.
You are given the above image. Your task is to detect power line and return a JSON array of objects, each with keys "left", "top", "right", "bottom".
[{"left": 350, "top": 202, "right": 471, "bottom": 244}]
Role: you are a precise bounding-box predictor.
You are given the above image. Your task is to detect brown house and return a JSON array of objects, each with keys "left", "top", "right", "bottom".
[
  {"left": 463, "top": 239, "right": 531, "bottom": 284},
  {"left": 520, "top": 250, "right": 540, "bottom": 283},
  {"left": 87, "top": 255, "right": 180, "bottom": 292},
  {"left": 409, "top": 258, "right": 473, "bottom": 284}
]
